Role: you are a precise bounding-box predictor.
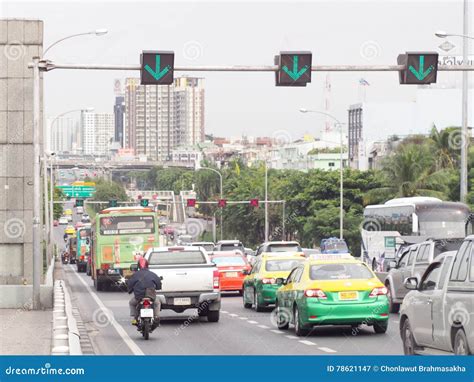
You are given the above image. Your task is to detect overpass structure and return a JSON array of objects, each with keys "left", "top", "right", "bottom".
[{"left": 53, "top": 160, "right": 194, "bottom": 172}]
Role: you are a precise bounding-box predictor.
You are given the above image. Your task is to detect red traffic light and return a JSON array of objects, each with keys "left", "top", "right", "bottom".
[
  {"left": 250, "top": 198, "right": 259, "bottom": 207},
  {"left": 187, "top": 199, "right": 196, "bottom": 207},
  {"left": 217, "top": 199, "right": 227, "bottom": 208}
]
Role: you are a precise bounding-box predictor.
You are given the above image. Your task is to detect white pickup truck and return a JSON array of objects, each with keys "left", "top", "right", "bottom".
[{"left": 143, "top": 246, "right": 221, "bottom": 322}]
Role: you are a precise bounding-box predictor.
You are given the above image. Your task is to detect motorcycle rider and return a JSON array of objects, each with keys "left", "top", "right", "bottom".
[{"left": 127, "top": 257, "right": 162, "bottom": 327}]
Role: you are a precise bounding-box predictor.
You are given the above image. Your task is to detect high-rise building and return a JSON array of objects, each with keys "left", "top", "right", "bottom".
[
  {"left": 81, "top": 111, "right": 114, "bottom": 156},
  {"left": 114, "top": 96, "right": 125, "bottom": 147},
  {"left": 124, "top": 76, "right": 205, "bottom": 161},
  {"left": 47, "top": 116, "right": 77, "bottom": 154},
  {"left": 174, "top": 77, "right": 205, "bottom": 146}
]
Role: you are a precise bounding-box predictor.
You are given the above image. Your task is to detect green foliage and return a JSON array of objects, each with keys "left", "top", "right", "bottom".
[
  {"left": 91, "top": 179, "right": 128, "bottom": 212},
  {"left": 50, "top": 184, "right": 64, "bottom": 220},
  {"left": 307, "top": 147, "right": 343, "bottom": 155}
]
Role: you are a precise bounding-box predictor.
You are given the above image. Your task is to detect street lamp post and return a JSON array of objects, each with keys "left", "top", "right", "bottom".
[
  {"left": 31, "top": 30, "right": 107, "bottom": 309},
  {"left": 300, "top": 108, "right": 345, "bottom": 239},
  {"left": 47, "top": 108, "right": 94, "bottom": 239},
  {"left": 265, "top": 160, "right": 269, "bottom": 242},
  {"left": 197, "top": 167, "right": 223, "bottom": 240},
  {"left": 435, "top": 1, "right": 471, "bottom": 202}
]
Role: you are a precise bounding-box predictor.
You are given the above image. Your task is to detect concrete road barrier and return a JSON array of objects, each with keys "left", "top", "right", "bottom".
[{"left": 51, "top": 280, "right": 82, "bottom": 355}]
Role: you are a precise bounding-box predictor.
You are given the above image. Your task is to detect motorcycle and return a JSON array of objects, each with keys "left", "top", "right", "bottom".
[
  {"left": 61, "top": 251, "right": 69, "bottom": 264},
  {"left": 136, "top": 297, "right": 157, "bottom": 340}
]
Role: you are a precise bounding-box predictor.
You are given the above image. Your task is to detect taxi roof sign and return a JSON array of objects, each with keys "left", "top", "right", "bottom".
[{"left": 308, "top": 253, "right": 354, "bottom": 261}]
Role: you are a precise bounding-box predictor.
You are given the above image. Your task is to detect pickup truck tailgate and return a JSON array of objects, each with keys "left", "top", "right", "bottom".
[{"left": 150, "top": 265, "right": 215, "bottom": 292}]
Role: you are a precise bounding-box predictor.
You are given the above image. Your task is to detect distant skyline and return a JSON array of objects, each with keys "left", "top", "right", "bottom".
[{"left": 1, "top": 0, "right": 472, "bottom": 141}]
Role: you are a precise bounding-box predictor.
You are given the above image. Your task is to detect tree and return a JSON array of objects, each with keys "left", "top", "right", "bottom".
[
  {"left": 91, "top": 179, "right": 128, "bottom": 212},
  {"left": 429, "top": 126, "right": 461, "bottom": 170},
  {"left": 365, "top": 143, "right": 450, "bottom": 203},
  {"left": 51, "top": 186, "right": 64, "bottom": 220}
]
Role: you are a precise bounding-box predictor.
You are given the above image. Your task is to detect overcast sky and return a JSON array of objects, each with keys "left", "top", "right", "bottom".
[{"left": 1, "top": 0, "right": 471, "bottom": 140}]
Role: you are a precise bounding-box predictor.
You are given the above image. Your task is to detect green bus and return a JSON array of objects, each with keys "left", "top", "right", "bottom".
[{"left": 91, "top": 206, "right": 161, "bottom": 291}]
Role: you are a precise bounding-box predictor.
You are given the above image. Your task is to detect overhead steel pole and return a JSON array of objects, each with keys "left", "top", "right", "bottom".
[
  {"left": 460, "top": 0, "right": 470, "bottom": 203},
  {"left": 32, "top": 57, "right": 41, "bottom": 310},
  {"left": 197, "top": 167, "right": 223, "bottom": 240},
  {"left": 264, "top": 161, "right": 269, "bottom": 242},
  {"left": 49, "top": 157, "right": 54, "bottom": 247}
]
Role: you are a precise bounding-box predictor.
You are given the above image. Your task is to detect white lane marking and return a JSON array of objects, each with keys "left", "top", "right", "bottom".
[
  {"left": 229, "top": 313, "right": 238, "bottom": 317},
  {"left": 221, "top": 310, "right": 228, "bottom": 314},
  {"left": 270, "top": 330, "right": 284, "bottom": 334},
  {"left": 258, "top": 325, "right": 270, "bottom": 329},
  {"left": 247, "top": 320, "right": 258, "bottom": 324},
  {"left": 299, "top": 340, "right": 316, "bottom": 346},
  {"left": 393, "top": 320, "right": 399, "bottom": 324},
  {"left": 318, "top": 347, "right": 337, "bottom": 353},
  {"left": 239, "top": 317, "right": 248, "bottom": 320},
  {"left": 72, "top": 271, "right": 144, "bottom": 356},
  {"left": 285, "top": 335, "right": 298, "bottom": 340}
]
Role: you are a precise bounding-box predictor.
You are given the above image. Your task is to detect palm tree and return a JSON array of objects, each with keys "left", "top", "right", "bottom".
[
  {"left": 429, "top": 126, "right": 461, "bottom": 170},
  {"left": 364, "top": 143, "right": 450, "bottom": 205}
]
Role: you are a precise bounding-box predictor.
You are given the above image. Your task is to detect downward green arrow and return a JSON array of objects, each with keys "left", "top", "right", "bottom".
[
  {"left": 144, "top": 55, "right": 171, "bottom": 80},
  {"left": 282, "top": 55, "right": 309, "bottom": 81},
  {"left": 408, "top": 55, "right": 434, "bottom": 81}
]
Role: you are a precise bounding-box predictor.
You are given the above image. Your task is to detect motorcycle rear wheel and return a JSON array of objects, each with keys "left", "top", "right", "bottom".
[{"left": 142, "top": 320, "right": 150, "bottom": 340}]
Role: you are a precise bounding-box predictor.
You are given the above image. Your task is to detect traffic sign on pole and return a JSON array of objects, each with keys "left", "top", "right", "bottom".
[
  {"left": 56, "top": 185, "right": 95, "bottom": 198},
  {"left": 140, "top": 51, "right": 174, "bottom": 85},
  {"left": 398, "top": 52, "right": 439, "bottom": 84},
  {"left": 276, "top": 51, "right": 312, "bottom": 86}
]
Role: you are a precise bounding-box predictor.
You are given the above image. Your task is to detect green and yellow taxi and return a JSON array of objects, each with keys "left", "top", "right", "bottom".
[
  {"left": 275, "top": 254, "right": 389, "bottom": 336},
  {"left": 243, "top": 253, "right": 306, "bottom": 312}
]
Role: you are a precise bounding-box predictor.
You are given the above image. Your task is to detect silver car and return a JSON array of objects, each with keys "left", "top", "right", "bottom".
[
  {"left": 384, "top": 239, "right": 463, "bottom": 313},
  {"left": 399, "top": 237, "right": 474, "bottom": 355}
]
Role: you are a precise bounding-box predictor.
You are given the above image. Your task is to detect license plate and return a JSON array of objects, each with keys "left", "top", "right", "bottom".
[
  {"left": 107, "top": 269, "right": 119, "bottom": 275},
  {"left": 226, "top": 272, "right": 239, "bottom": 278},
  {"left": 140, "top": 309, "right": 153, "bottom": 318},
  {"left": 174, "top": 297, "right": 191, "bottom": 306},
  {"left": 339, "top": 291, "right": 358, "bottom": 300}
]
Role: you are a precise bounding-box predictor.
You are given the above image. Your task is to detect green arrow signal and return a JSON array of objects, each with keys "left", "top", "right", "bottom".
[
  {"left": 282, "top": 55, "right": 309, "bottom": 81},
  {"left": 144, "top": 55, "right": 171, "bottom": 81},
  {"left": 408, "top": 55, "right": 434, "bottom": 81}
]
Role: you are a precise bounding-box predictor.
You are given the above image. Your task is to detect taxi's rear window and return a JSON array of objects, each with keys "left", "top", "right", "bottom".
[
  {"left": 265, "top": 259, "right": 304, "bottom": 272},
  {"left": 310, "top": 263, "right": 373, "bottom": 280}
]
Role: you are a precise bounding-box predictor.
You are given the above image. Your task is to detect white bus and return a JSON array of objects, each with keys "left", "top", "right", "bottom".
[{"left": 361, "top": 197, "right": 471, "bottom": 270}]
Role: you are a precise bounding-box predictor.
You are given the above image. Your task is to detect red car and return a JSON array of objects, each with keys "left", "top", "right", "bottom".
[
  {"left": 210, "top": 251, "right": 251, "bottom": 294},
  {"left": 163, "top": 226, "right": 175, "bottom": 235}
]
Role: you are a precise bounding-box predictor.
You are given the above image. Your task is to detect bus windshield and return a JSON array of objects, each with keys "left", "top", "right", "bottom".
[{"left": 100, "top": 215, "right": 155, "bottom": 235}]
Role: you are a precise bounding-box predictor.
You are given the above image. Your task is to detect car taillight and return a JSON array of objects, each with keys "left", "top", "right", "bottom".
[
  {"left": 213, "top": 269, "right": 220, "bottom": 289},
  {"left": 304, "top": 289, "right": 327, "bottom": 299},
  {"left": 262, "top": 278, "right": 276, "bottom": 284},
  {"left": 80, "top": 255, "right": 84, "bottom": 261},
  {"left": 101, "top": 263, "right": 110, "bottom": 270},
  {"left": 169, "top": 247, "right": 184, "bottom": 251},
  {"left": 369, "top": 287, "right": 388, "bottom": 297}
]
